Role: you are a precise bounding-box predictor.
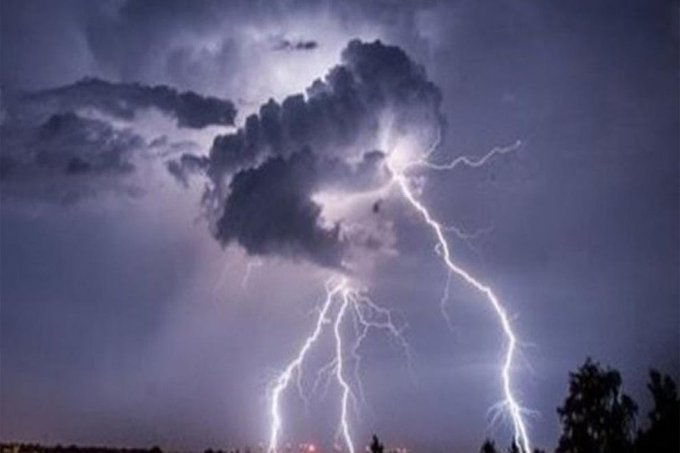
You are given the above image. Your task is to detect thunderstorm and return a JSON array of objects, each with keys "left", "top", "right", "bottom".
[
  {"left": 266, "top": 140, "right": 532, "bottom": 453},
  {"left": 2, "top": 3, "right": 676, "bottom": 453}
]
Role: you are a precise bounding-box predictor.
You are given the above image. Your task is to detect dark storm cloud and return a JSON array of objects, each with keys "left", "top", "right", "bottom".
[
  {"left": 215, "top": 148, "right": 387, "bottom": 268},
  {"left": 0, "top": 111, "right": 144, "bottom": 203},
  {"left": 173, "top": 39, "right": 443, "bottom": 267},
  {"left": 192, "top": 38, "right": 442, "bottom": 184},
  {"left": 166, "top": 154, "right": 210, "bottom": 188},
  {"left": 217, "top": 150, "right": 342, "bottom": 268},
  {"left": 0, "top": 75, "right": 235, "bottom": 203},
  {"left": 25, "top": 78, "right": 236, "bottom": 129},
  {"left": 273, "top": 38, "right": 319, "bottom": 51}
]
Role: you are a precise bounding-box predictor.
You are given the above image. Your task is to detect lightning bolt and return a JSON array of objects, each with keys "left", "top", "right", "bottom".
[
  {"left": 410, "top": 140, "right": 522, "bottom": 171},
  {"left": 267, "top": 279, "right": 342, "bottom": 453},
  {"left": 385, "top": 142, "right": 533, "bottom": 453},
  {"left": 242, "top": 259, "right": 263, "bottom": 289},
  {"left": 267, "top": 278, "right": 410, "bottom": 453},
  {"left": 333, "top": 290, "right": 354, "bottom": 453},
  {"left": 266, "top": 135, "right": 532, "bottom": 452}
]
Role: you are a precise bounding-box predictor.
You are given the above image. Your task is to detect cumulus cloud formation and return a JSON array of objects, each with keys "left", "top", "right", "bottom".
[
  {"left": 216, "top": 148, "right": 389, "bottom": 268},
  {"left": 203, "top": 39, "right": 441, "bottom": 177},
  {"left": 174, "top": 39, "right": 444, "bottom": 268}
]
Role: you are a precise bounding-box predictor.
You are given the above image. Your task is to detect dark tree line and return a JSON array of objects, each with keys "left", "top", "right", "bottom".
[
  {"left": 478, "top": 358, "right": 679, "bottom": 453},
  {"left": 0, "top": 445, "right": 163, "bottom": 453},
  {"left": 4, "top": 357, "right": 676, "bottom": 453}
]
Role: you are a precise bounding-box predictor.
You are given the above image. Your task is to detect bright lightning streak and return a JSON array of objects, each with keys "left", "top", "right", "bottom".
[
  {"left": 409, "top": 140, "right": 522, "bottom": 172},
  {"left": 265, "top": 126, "right": 531, "bottom": 451},
  {"left": 334, "top": 289, "right": 354, "bottom": 453},
  {"left": 439, "top": 269, "right": 455, "bottom": 332},
  {"left": 267, "top": 279, "right": 343, "bottom": 453},
  {"left": 267, "top": 278, "right": 409, "bottom": 453},
  {"left": 386, "top": 147, "right": 533, "bottom": 453},
  {"left": 242, "top": 259, "right": 263, "bottom": 289}
]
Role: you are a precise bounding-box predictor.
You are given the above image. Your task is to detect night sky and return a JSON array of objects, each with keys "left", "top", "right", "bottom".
[{"left": 1, "top": 1, "right": 678, "bottom": 452}]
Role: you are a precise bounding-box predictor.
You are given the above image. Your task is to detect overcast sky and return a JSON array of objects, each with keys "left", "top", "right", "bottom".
[{"left": 1, "top": 1, "right": 678, "bottom": 452}]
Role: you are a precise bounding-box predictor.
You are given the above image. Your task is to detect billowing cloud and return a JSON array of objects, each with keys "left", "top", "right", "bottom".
[
  {"left": 174, "top": 39, "right": 444, "bottom": 268},
  {"left": 74, "top": 0, "right": 431, "bottom": 100},
  {"left": 214, "top": 148, "right": 388, "bottom": 268},
  {"left": 0, "top": 76, "right": 234, "bottom": 203},
  {"left": 0, "top": 110, "right": 145, "bottom": 203},
  {"left": 203, "top": 39, "right": 441, "bottom": 177},
  {"left": 24, "top": 77, "right": 236, "bottom": 129}
]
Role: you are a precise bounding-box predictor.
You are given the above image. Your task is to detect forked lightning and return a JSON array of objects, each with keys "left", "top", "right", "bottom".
[
  {"left": 266, "top": 140, "right": 532, "bottom": 452},
  {"left": 386, "top": 147, "right": 532, "bottom": 452},
  {"left": 267, "top": 278, "right": 410, "bottom": 453}
]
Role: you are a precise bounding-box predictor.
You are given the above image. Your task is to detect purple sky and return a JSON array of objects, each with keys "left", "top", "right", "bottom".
[{"left": 1, "top": 1, "right": 678, "bottom": 452}]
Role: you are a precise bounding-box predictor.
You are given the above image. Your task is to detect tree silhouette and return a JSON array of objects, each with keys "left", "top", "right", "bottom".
[
  {"left": 479, "top": 439, "right": 498, "bottom": 453},
  {"left": 369, "top": 435, "right": 384, "bottom": 453},
  {"left": 634, "top": 370, "right": 680, "bottom": 452},
  {"left": 556, "top": 358, "right": 637, "bottom": 453}
]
